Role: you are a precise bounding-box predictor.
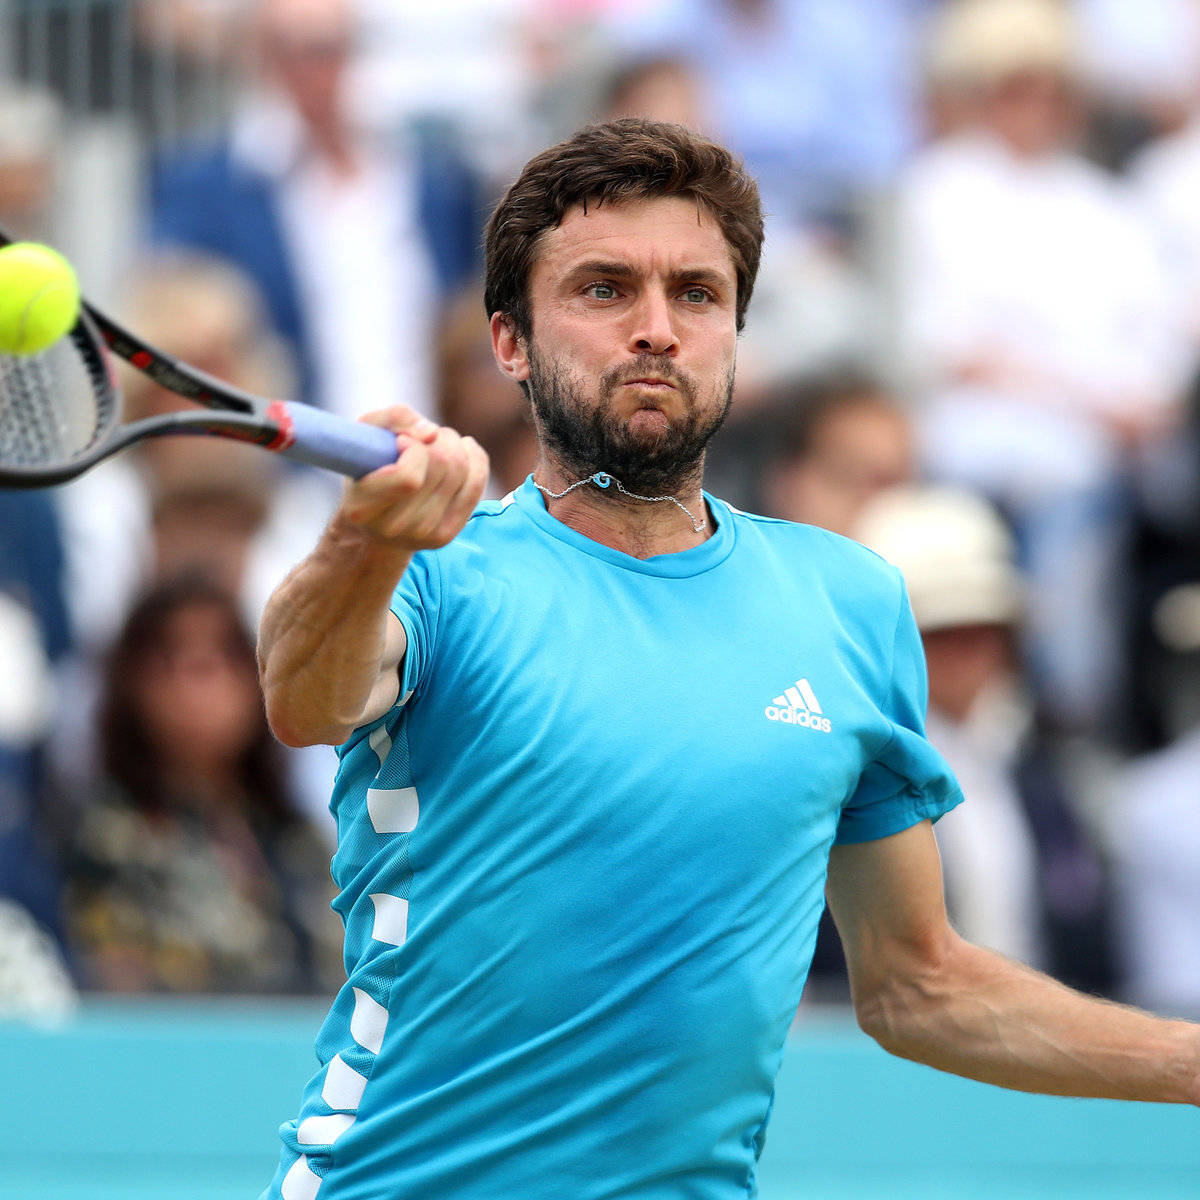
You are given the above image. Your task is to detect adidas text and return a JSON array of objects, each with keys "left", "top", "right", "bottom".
[{"left": 764, "top": 706, "right": 832, "bottom": 732}]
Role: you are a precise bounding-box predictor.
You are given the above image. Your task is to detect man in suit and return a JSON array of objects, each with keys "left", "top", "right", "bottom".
[{"left": 148, "top": 0, "right": 480, "bottom": 420}]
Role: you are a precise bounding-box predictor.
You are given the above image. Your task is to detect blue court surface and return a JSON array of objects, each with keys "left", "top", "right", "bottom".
[{"left": 3, "top": 1001, "right": 1196, "bottom": 1199}]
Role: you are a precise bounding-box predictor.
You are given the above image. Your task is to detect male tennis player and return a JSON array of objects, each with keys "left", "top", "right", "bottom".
[{"left": 258, "top": 119, "right": 1199, "bottom": 1200}]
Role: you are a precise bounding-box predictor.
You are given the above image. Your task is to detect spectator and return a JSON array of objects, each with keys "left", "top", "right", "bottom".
[
  {"left": 896, "top": 0, "right": 1189, "bottom": 732},
  {"left": 436, "top": 283, "right": 536, "bottom": 496},
  {"left": 602, "top": 54, "right": 709, "bottom": 131},
  {"left": 758, "top": 377, "right": 914, "bottom": 535},
  {"left": 855, "top": 484, "right": 1115, "bottom": 992},
  {"left": 607, "top": 0, "right": 925, "bottom": 234},
  {"left": 0, "top": 85, "right": 64, "bottom": 241},
  {"left": 59, "top": 577, "right": 342, "bottom": 994},
  {"left": 148, "top": 0, "right": 481, "bottom": 419}
]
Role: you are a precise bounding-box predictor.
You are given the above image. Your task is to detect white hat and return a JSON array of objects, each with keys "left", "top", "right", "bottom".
[
  {"left": 926, "top": 0, "right": 1079, "bottom": 88},
  {"left": 854, "top": 485, "right": 1024, "bottom": 632}
]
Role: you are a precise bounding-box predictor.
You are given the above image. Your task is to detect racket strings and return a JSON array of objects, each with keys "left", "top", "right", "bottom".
[{"left": 0, "top": 340, "right": 106, "bottom": 467}]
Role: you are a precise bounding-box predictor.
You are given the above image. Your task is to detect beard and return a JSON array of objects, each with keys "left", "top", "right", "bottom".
[{"left": 527, "top": 349, "right": 734, "bottom": 497}]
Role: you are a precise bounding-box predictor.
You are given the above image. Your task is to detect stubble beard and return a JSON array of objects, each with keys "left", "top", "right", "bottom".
[{"left": 526, "top": 349, "right": 735, "bottom": 498}]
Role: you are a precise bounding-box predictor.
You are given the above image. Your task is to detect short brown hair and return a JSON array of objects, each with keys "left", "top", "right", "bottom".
[{"left": 484, "top": 118, "right": 764, "bottom": 338}]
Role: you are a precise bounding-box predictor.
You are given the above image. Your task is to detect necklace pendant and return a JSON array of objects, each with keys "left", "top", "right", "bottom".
[{"left": 532, "top": 471, "right": 704, "bottom": 535}]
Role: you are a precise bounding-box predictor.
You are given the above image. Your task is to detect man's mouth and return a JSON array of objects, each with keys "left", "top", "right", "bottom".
[{"left": 622, "top": 377, "right": 676, "bottom": 391}]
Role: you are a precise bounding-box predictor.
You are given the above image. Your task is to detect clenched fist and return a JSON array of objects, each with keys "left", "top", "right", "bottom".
[{"left": 339, "top": 405, "right": 490, "bottom": 553}]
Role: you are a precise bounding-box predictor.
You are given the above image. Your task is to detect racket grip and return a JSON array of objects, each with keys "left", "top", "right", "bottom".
[{"left": 272, "top": 402, "right": 401, "bottom": 477}]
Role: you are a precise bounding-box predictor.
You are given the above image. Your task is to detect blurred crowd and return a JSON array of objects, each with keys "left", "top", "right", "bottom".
[{"left": 2, "top": 0, "right": 1200, "bottom": 1022}]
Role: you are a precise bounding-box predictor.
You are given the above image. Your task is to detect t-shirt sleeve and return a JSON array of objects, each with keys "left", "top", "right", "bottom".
[
  {"left": 334, "top": 551, "right": 441, "bottom": 761},
  {"left": 388, "top": 550, "right": 441, "bottom": 709},
  {"left": 835, "top": 577, "right": 964, "bottom": 845}
]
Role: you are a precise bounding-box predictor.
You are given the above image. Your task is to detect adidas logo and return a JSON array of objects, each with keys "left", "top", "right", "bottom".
[{"left": 764, "top": 679, "right": 832, "bottom": 732}]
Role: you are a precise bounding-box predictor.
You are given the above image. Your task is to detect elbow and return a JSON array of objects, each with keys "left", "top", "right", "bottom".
[
  {"left": 852, "top": 985, "right": 907, "bottom": 1055},
  {"left": 264, "top": 706, "right": 315, "bottom": 749},
  {"left": 853, "top": 991, "right": 924, "bottom": 1061},
  {"left": 850, "top": 927, "right": 964, "bottom": 1057},
  {"left": 262, "top": 693, "right": 350, "bottom": 749},
  {"left": 267, "top": 716, "right": 318, "bottom": 749}
]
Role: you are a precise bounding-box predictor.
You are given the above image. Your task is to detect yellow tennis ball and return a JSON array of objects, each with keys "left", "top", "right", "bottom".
[{"left": 0, "top": 241, "right": 81, "bottom": 355}]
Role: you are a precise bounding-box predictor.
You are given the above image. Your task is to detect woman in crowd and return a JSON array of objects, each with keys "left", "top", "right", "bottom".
[{"left": 61, "top": 576, "right": 342, "bottom": 994}]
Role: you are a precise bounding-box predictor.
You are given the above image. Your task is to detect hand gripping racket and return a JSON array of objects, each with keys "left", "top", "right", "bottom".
[{"left": 0, "top": 230, "right": 400, "bottom": 488}]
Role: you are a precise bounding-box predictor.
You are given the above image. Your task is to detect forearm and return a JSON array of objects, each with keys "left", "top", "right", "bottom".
[
  {"left": 258, "top": 408, "right": 488, "bottom": 746},
  {"left": 258, "top": 513, "right": 411, "bottom": 747},
  {"left": 860, "top": 932, "right": 1200, "bottom": 1105}
]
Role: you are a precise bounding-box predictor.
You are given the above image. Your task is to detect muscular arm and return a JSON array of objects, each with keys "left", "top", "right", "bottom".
[
  {"left": 826, "top": 820, "right": 1200, "bottom": 1106},
  {"left": 258, "top": 407, "right": 488, "bottom": 747}
]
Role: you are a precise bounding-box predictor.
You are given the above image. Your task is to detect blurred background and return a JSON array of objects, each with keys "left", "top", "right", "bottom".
[{"left": 2, "top": 0, "right": 1200, "bottom": 1196}]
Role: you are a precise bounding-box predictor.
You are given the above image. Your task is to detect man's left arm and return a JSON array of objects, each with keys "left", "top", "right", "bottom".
[{"left": 825, "top": 819, "right": 1200, "bottom": 1106}]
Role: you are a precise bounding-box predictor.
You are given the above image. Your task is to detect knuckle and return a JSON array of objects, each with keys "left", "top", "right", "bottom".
[{"left": 392, "top": 468, "right": 424, "bottom": 495}]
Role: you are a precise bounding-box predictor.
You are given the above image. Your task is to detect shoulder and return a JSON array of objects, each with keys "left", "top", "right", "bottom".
[
  {"left": 459, "top": 491, "right": 528, "bottom": 541},
  {"left": 724, "top": 505, "right": 904, "bottom": 611},
  {"left": 405, "top": 492, "right": 530, "bottom": 576}
]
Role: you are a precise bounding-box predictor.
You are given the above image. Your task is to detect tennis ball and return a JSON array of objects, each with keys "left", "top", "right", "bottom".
[{"left": 0, "top": 241, "right": 81, "bottom": 355}]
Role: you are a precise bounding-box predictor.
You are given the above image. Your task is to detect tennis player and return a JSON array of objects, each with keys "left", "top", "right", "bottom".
[{"left": 257, "top": 119, "right": 1199, "bottom": 1200}]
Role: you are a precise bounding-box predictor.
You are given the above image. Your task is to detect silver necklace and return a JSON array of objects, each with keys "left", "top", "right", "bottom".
[{"left": 532, "top": 471, "right": 707, "bottom": 534}]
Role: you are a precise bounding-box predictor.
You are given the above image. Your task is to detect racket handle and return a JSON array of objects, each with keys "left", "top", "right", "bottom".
[{"left": 271, "top": 402, "right": 401, "bottom": 478}]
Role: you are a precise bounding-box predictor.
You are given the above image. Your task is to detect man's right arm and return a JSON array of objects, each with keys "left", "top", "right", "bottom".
[{"left": 258, "top": 407, "right": 488, "bottom": 747}]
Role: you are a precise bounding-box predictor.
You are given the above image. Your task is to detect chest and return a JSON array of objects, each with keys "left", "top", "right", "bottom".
[{"left": 404, "top": 558, "right": 890, "bottom": 861}]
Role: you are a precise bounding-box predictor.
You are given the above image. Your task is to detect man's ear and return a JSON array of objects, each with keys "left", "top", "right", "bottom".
[{"left": 490, "top": 313, "right": 530, "bottom": 383}]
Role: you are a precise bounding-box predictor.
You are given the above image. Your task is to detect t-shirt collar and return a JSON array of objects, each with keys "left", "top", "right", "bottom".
[{"left": 512, "top": 475, "right": 735, "bottom": 577}]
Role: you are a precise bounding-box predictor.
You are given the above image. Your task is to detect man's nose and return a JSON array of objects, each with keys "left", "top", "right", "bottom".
[{"left": 627, "top": 291, "right": 679, "bottom": 357}]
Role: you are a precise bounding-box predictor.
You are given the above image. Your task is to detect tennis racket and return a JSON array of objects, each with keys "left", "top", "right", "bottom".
[{"left": 0, "top": 229, "right": 400, "bottom": 488}]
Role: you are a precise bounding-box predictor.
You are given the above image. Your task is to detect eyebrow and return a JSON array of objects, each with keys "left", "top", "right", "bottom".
[{"left": 563, "top": 260, "right": 733, "bottom": 291}]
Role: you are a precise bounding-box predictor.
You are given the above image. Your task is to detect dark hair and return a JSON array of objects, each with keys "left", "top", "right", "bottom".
[
  {"left": 484, "top": 118, "right": 764, "bottom": 338},
  {"left": 98, "top": 575, "right": 292, "bottom": 825},
  {"left": 767, "top": 373, "right": 899, "bottom": 462}
]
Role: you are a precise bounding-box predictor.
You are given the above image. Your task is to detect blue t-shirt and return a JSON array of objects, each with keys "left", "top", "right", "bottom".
[{"left": 264, "top": 479, "right": 962, "bottom": 1200}]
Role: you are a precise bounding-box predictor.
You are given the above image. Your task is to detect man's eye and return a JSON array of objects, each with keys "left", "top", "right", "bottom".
[
  {"left": 586, "top": 282, "right": 618, "bottom": 300},
  {"left": 681, "top": 287, "right": 711, "bottom": 304}
]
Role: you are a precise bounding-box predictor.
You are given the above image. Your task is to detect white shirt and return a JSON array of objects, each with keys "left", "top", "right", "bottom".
[
  {"left": 1132, "top": 118, "right": 1200, "bottom": 335},
  {"left": 925, "top": 685, "right": 1045, "bottom": 967},
  {"left": 232, "top": 97, "right": 438, "bottom": 421},
  {"left": 898, "top": 133, "right": 1185, "bottom": 425},
  {"left": 1112, "top": 730, "right": 1200, "bottom": 1018}
]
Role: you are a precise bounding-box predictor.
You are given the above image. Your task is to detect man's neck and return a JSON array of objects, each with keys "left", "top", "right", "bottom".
[
  {"left": 305, "top": 118, "right": 359, "bottom": 179},
  {"left": 532, "top": 457, "right": 711, "bottom": 559}
]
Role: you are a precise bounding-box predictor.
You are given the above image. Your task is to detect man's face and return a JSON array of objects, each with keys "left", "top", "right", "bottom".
[
  {"left": 984, "top": 69, "right": 1079, "bottom": 159},
  {"left": 503, "top": 195, "right": 739, "bottom": 494},
  {"left": 258, "top": 0, "right": 353, "bottom": 129}
]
